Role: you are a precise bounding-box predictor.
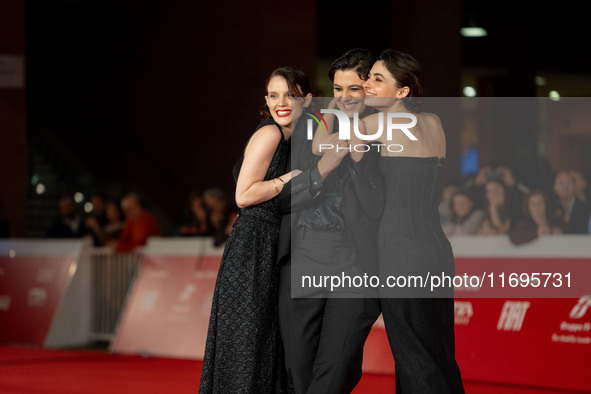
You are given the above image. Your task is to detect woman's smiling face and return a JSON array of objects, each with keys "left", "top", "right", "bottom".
[
  {"left": 265, "top": 75, "right": 305, "bottom": 129},
  {"left": 333, "top": 69, "right": 366, "bottom": 117},
  {"left": 363, "top": 60, "right": 409, "bottom": 108}
]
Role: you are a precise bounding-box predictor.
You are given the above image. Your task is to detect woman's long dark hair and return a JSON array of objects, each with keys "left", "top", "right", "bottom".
[{"left": 483, "top": 180, "right": 511, "bottom": 224}]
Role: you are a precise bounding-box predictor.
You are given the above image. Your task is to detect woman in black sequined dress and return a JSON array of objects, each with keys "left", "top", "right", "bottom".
[{"left": 199, "top": 67, "right": 312, "bottom": 394}]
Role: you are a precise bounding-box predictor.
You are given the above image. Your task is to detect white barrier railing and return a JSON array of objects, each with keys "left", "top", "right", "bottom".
[{"left": 88, "top": 247, "right": 144, "bottom": 342}]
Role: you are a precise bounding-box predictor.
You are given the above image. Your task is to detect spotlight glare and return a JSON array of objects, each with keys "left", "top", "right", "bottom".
[
  {"left": 535, "top": 76, "right": 547, "bottom": 86},
  {"left": 461, "top": 27, "right": 487, "bottom": 37},
  {"left": 74, "top": 192, "right": 84, "bottom": 203},
  {"left": 463, "top": 86, "right": 477, "bottom": 97},
  {"left": 549, "top": 90, "right": 560, "bottom": 101},
  {"left": 84, "top": 202, "right": 94, "bottom": 213},
  {"left": 35, "top": 183, "right": 46, "bottom": 195}
]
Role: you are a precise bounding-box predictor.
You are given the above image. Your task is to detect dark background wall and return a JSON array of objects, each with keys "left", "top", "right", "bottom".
[
  {"left": 0, "top": 0, "right": 27, "bottom": 237},
  {"left": 24, "top": 0, "right": 319, "bottom": 234}
]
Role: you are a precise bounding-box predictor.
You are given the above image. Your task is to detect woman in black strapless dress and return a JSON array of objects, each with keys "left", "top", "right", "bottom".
[
  {"left": 199, "top": 67, "right": 311, "bottom": 394},
  {"left": 358, "top": 49, "right": 465, "bottom": 393}
]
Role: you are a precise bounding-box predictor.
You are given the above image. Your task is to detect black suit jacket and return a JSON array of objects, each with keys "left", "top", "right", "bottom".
[
  {"left": 568, "top": 198, "right": 590, "bottom": 234},
  {"left": 276, "top": 139, "right": 383, "bottom": 276}
]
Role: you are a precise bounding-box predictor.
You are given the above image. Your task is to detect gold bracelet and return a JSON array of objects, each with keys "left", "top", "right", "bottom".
[
  {"left": 276, "top": 177, "right": 285, "bottom": 185},
  {"left": 271, "top": 178, "right": 280, "bottom": 194}
]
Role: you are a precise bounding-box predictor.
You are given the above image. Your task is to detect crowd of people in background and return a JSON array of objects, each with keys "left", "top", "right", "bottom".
[
  {"left": 42, "top": 163, "right": 589, "bottom": 250},
  {"left": 44, "top": 188, "right": 238, "bottom": 252},
  {"left": 175, "top": 188, "right": 238, "bottom": 246},
  {"left": 440, "top": 164, "right": 590, "bottom": 245}
]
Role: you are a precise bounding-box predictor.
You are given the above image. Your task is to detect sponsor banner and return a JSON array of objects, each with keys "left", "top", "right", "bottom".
[
  {"left": 361, "top": 297, "right": 591, "bottom": 392},
  {"left": 0, "top": 255, "right": 75, "bottom": 344},
  {"left": 110, "top": 254, "right": 220, "bottom": 359},
  {"left": 455, "top": 297, "right": 590, "bottom": 391}
]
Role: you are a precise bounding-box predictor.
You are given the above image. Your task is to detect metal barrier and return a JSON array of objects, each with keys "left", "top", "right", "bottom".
[{"left": 88, "top": 247, "right": 144, "bottom": 342}]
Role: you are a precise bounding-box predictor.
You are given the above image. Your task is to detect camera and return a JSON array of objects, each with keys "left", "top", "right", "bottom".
[{"left": 485, "top": 170, "right": 504, "bottom": 182}]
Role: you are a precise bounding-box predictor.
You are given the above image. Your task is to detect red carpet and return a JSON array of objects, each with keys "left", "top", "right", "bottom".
[{"left": 0, "top": 345, "right": 586, "bottom": 393}]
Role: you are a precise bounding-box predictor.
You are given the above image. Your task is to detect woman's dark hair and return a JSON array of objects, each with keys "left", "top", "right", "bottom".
[
  {"left": 328, "top": 48, "right": 376, "bottom": 82},
  {"left": 522, "top": 189, "right": 551, "bottom": 219},
  {"left": 260, "top": 67, "right": 313, "bottom": 120},
  {"left": 450, "top": 189, "right": 476, "bottom": 223},
  {"left": 484, "top": 180, "right": 507, "bottom": 204},
  {"left": 378, "top": 49, "right": 424, "bottom": 112},
  {"left": 483, "top": 180, "right": 511, "bottom": 223}
]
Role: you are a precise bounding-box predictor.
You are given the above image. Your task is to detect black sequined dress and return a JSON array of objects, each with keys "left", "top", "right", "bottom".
[{"left": 199, "top": 120, "right": 293, "bottom": 393}]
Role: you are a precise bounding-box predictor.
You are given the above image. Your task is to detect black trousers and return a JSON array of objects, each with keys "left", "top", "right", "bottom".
[
  {"left": 380, "top": 297, "right": 465, "bottom": 394},
  {"left": 278, "top": 229, "right": 380, "bottom": 394}
]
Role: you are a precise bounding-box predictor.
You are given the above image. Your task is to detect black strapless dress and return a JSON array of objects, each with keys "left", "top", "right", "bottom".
[
  {"left": 199, "top": 121, "right": 293, "bottom": 394},
  {"left": 378, "top": 156, "right": 454, "bottom": 293},
  {"left": 377, "top": 156, "right": 465, "bottom": 394}
]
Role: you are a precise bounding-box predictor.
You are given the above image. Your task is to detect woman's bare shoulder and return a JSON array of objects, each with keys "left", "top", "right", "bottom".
[
  {"left": 417, "top": 112, "right": 442, "bottom": 126},
  {"left": 249, "top": 124, "right": 282, "bottom": 143},
  {"left": 361, "top": 112, "right": 383, "bottom": 131},
  {"left": 255, "top": 124, "right": 283, "bottom": 137},
  {"left": 243, "top": 124, "right": 282, "bottom": 154}
]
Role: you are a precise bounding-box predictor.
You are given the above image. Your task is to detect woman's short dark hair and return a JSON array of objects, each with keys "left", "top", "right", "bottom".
[
  {"left": 379, "top": 49, "right": 424, "bottom": 112},
  {"left": 328, "top": 48, "right": 376, "bottom": 82},
  {"left": 260, "top": 67, "right": 313, "bottom": 120}
]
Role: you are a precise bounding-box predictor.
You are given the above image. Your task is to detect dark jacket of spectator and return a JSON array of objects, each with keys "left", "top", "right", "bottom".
[
  {"left": 554, "top": 198, "right": 590, "bottom": 234},
  {"left": 45, "top": 197, "right": 89, "bottom": 238},
  {"left": 552, "top": 171, "right": 590, "bottom": 234}
]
